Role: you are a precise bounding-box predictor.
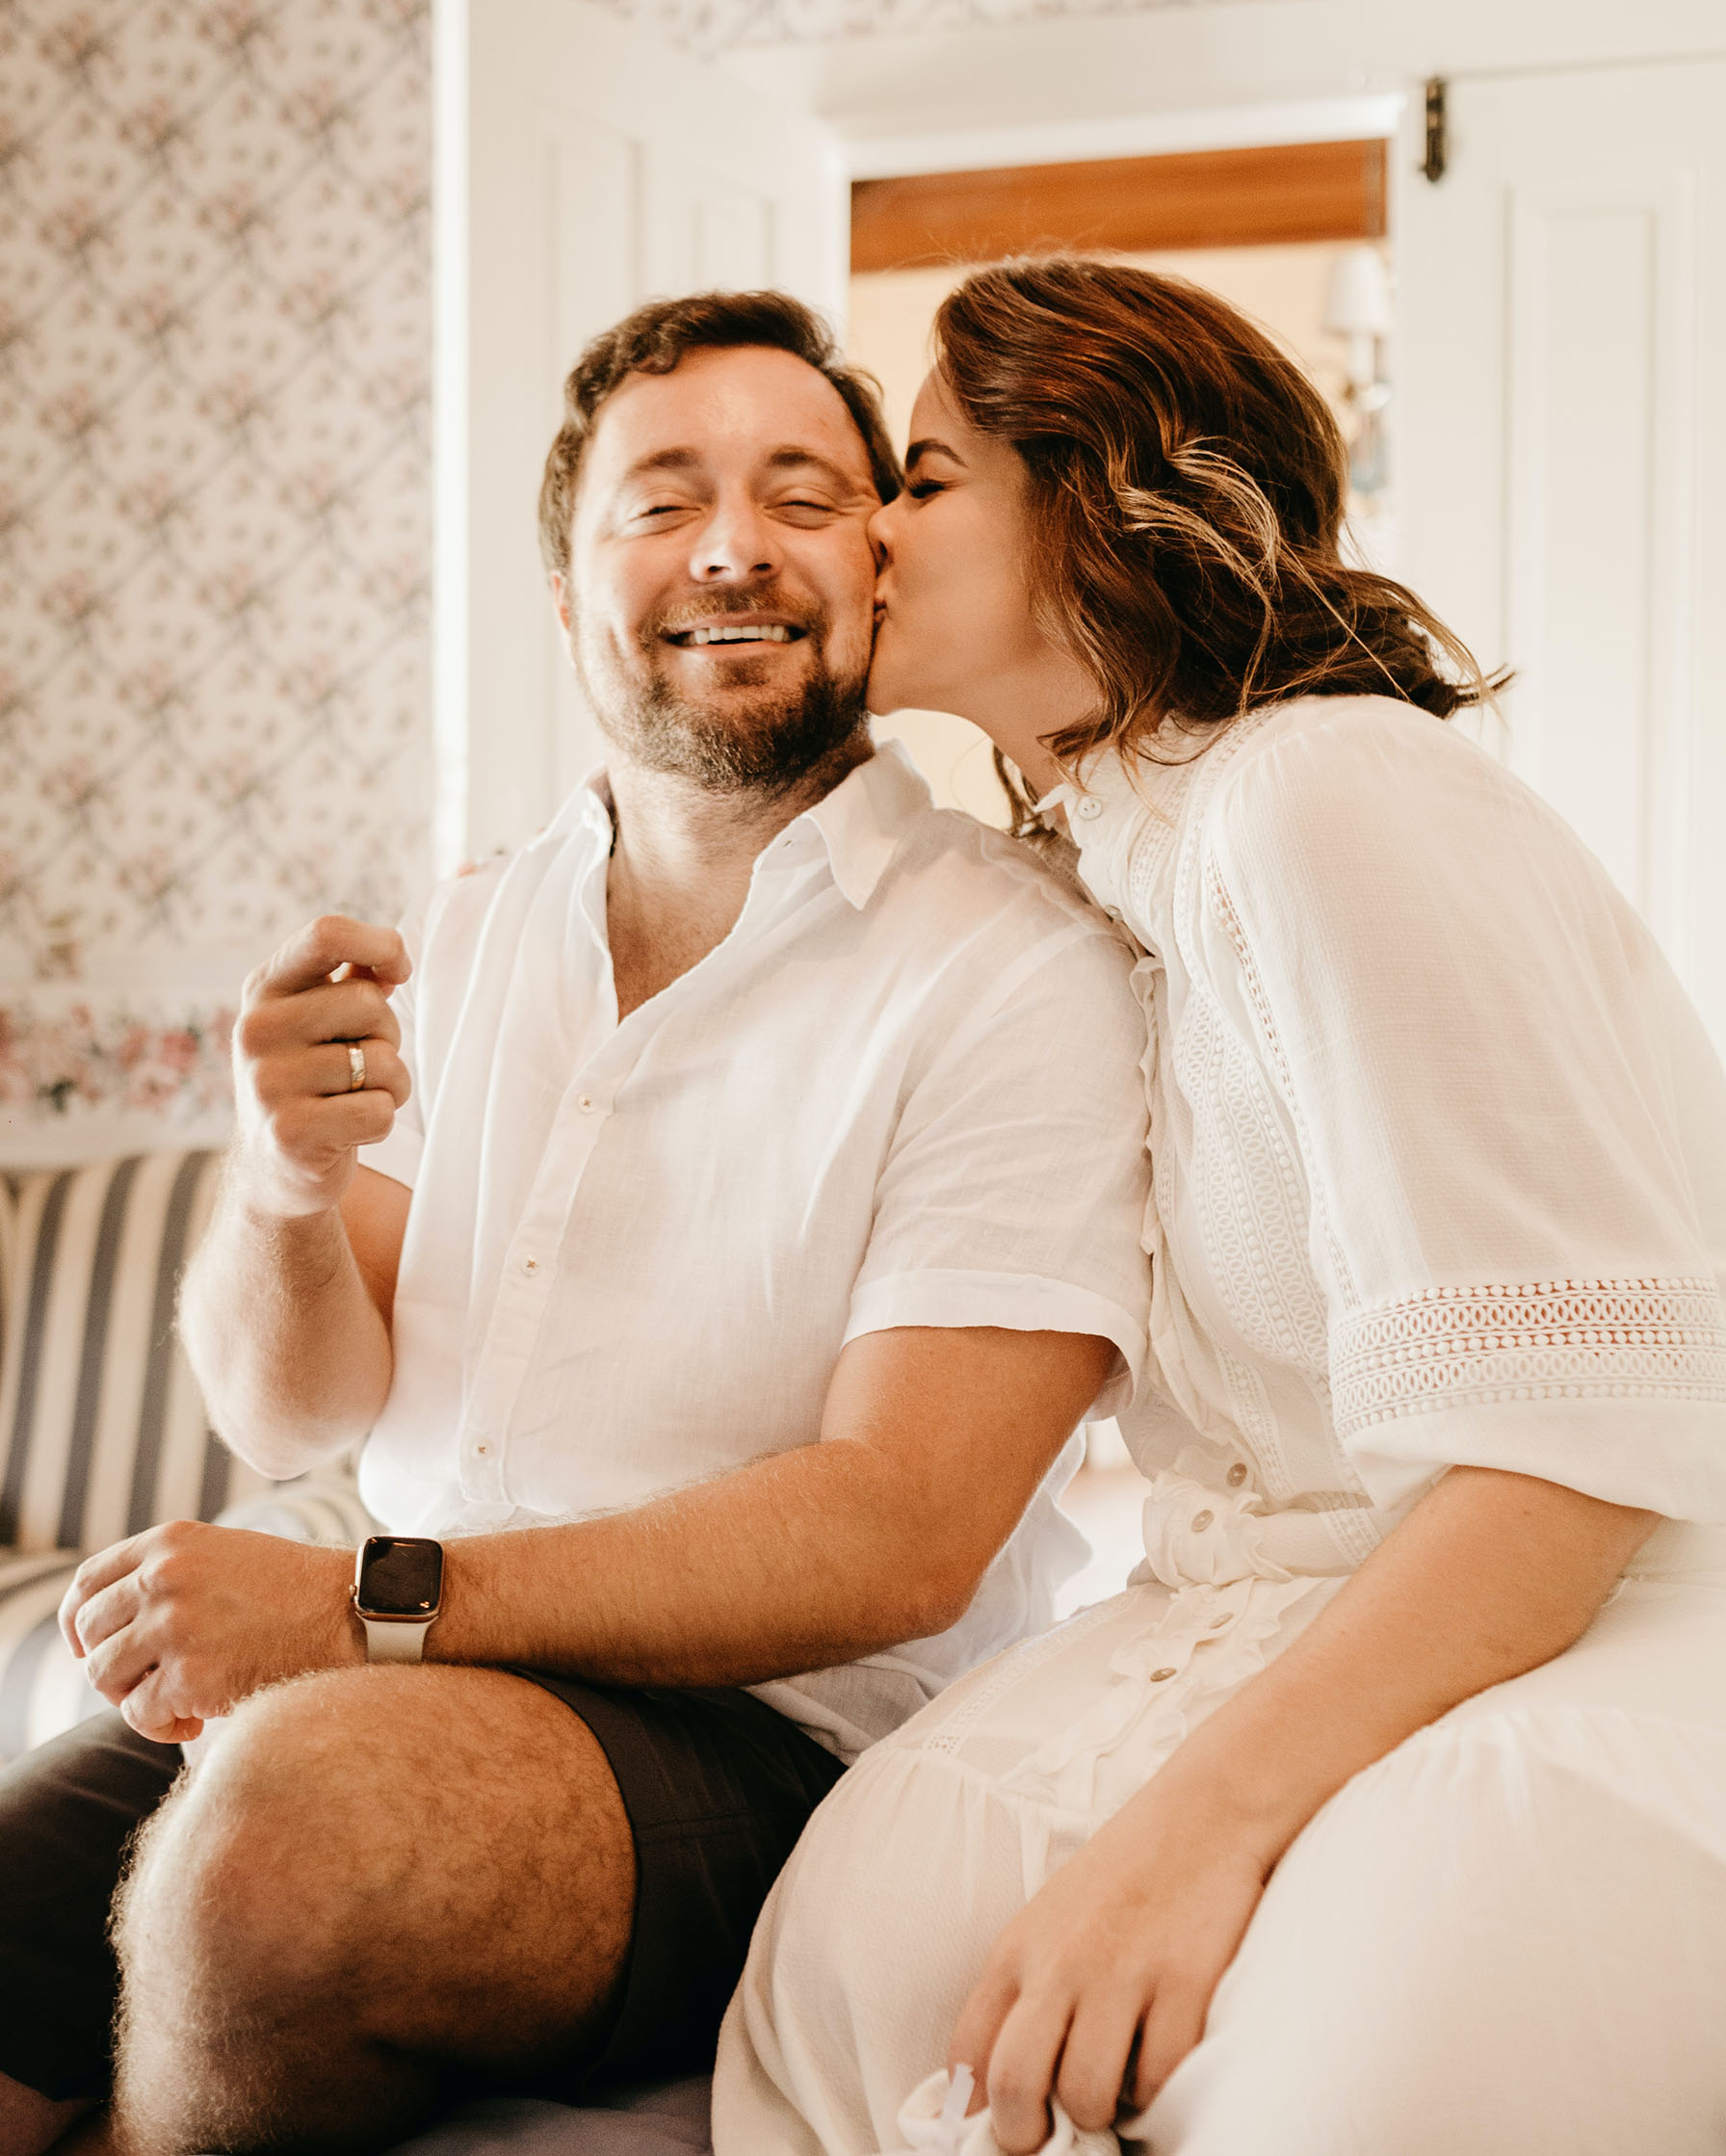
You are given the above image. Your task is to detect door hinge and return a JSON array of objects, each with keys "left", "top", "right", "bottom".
[{"left": 1422, "top": 77, "right": 1449, "bottom": 183}]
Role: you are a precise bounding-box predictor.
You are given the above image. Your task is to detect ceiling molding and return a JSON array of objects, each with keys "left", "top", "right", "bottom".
[{"left": 597, "top": 0, "right": 1251, "bottom": 61}]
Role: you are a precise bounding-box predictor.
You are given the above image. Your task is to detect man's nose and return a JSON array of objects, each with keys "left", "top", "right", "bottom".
[
  {"left": 691, "top": 492, "right": 780, "bottom": 583},
  {"left": 866, "top": 494, "right": 896, "bottom": 567}
]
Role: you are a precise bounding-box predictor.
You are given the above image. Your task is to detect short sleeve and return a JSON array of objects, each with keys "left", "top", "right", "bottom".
[
  {"left": 356, "top": 898, "right": 428, "bottom": 1193},
  {"left": 1208, "top": 700, "right": 1726, "bottom": 1521},
  {"left": 843, "top": 918, "right": 1154, "bottom": 1417}
]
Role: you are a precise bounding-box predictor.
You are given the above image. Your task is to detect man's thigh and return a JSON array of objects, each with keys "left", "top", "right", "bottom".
[
  {"left": 0, "top": 1711, "right": 183, "bottom": 2100},
  {"left": 123, "top": 1664, "right": 844, "bottom": 2095}
]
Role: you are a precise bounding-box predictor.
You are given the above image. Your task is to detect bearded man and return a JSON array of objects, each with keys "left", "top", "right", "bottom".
[{"left": 0, "top": 292, "right": 1151, "bottom": 2156}]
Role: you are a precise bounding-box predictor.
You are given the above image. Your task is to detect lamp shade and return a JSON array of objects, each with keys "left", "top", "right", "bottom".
[{"left": 1323, "top": 244, "right": 1392, "bottom": 338}]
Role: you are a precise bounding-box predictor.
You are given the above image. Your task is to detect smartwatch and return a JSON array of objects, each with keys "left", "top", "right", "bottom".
[{"left": 352, "top": 1536, "right": 445, "bottom": 1663}]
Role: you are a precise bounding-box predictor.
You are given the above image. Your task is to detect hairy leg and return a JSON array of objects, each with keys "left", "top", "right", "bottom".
[
  {"left": 0, "top": 2077, "right": 95, "bottom": 2156},
  {"left": 109, "top": 1665, "right": 635, "bottom": 2156}
]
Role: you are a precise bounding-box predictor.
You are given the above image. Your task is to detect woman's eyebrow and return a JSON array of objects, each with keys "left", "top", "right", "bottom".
[{"left": 904, "top": 437, "right": 964, "bottom": 472}]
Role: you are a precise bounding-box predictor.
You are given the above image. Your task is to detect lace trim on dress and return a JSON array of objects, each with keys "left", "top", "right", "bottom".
[{"left": 1331, "top": 1277, "right": 1726, "bottom": 1437}]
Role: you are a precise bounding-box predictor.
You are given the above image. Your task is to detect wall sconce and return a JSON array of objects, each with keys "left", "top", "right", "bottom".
[{"left": 1323, "top": 243, "right": 1392, "bottom": 499}]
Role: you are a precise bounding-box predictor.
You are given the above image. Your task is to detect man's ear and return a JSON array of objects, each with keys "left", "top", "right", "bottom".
[{"left": 548, "top": 570, "right": 572, "bottom": 637}]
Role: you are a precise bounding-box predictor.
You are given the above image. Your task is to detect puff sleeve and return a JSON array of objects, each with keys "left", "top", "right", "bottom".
[{"left": 1204, "top": 700, "right": 1726, "bottom": 1521}]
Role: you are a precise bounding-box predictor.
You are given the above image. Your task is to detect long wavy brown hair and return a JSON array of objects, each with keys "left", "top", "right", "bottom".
[{"left": 930, "top": 256, "right": 1502, "bottom": 827}]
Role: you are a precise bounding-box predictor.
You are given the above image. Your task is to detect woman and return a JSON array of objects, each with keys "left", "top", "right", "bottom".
[{"left": 711, "top": 257, "right": 1726, "bottom": 2156}]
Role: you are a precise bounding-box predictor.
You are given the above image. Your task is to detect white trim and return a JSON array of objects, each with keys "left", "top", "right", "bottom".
[
  {"left": 432, "top": 0, "right": 471, "bottom": 880},
  {"left": 846, "top": 93, "right": 1402, "bottom": 182}
]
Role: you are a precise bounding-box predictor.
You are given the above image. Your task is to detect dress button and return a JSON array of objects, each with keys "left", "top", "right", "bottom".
[
  {"left": 1190, "top": 1510, "right": 1214, "bottom": 1532},
  {"left": 475, "top": 1442, "right": 488, "bottom": 1456},
  {"left": 522, "top": 1255, "right": 537, "bottom": 1275},
  {"left": 1074, "top": 796, "right": 1104, "bottom": 822},
  {"left": 1150, "top": 1666, "right": 1178, "bottom": 1683},
  {"left": 577, "top": 1093, "right": 596, "bottom": 1113},
  {"left": 1226, "top": 1463, "right": 1248, "bottom": 1487}
]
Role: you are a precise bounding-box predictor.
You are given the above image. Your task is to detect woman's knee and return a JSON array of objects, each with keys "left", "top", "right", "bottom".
[{"left": 1151, "top": 1706, "right": 1726, "bottom": 2154}]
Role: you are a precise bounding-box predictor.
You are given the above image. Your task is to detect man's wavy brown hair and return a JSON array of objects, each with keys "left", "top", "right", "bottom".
[{"left": 930, "top": 256, "right": 1501, "bottom": 826}]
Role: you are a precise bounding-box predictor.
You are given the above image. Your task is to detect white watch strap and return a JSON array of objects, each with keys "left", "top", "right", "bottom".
[{"left": 361, "top": 1617, "right": 434, "bottom": 1664}]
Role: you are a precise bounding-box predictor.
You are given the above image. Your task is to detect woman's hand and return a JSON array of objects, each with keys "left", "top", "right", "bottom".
[{"left": 949, "top": 1777, "right": 1271, "bottom": 2152}]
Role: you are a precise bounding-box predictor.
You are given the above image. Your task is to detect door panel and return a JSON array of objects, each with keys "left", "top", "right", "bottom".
[
  {"left": 1397, "top": 60, "right": 1725, "bottom": 1055},
  {"left": 454, "top": 0, "right": 847, "bottom": 861}
]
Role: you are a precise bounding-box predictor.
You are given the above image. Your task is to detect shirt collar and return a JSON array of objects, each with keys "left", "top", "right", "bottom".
[
  {"left": 548, "top": 739, "right": 932, "bottom": 914},
  {"left": 797, "top": 737, "right": 932, "bottom": 910}
]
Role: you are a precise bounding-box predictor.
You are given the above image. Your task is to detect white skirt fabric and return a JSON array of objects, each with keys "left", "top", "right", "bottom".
[{"left": 714, "top": 1505, "right": 1726, "bottom": 2156}]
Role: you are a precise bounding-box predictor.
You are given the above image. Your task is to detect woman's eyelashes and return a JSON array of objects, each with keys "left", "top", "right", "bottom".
[{"left": 904, "top": 479, "right": 948, "bottom": 501}]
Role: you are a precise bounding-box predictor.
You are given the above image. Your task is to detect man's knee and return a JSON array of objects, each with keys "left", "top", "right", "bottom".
[{"left": 116, "top": 1664, "right": 635, "bottom": 2064}]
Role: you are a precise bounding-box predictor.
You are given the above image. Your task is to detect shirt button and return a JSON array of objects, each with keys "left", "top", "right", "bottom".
[
  {"left": 1150, "top": 1666, "right": 1178, "bottom": 1683},
  {"left": 577, "top": 1093, "right": 596, "bottom": 1113},
  {"left": 1227, "top": 1463, "right": 1249, "bottom": 1487},
  {"left": 475, "top": 1442, "right": 488, "bottom": 1456},
  {"left": 522, "top": 1255, "right": 538, "bottom": 1275},
  {"left": 1074, "top": 796, "right": 1104, "bottom": 822},
  {"left": 1190, "top": 1511, "right": 1214, "bottom": 1532}
]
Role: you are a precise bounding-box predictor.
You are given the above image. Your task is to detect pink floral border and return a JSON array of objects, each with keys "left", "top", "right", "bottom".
[{"left": 0, "top": 1004, "right": 236, "bottom": 1119}]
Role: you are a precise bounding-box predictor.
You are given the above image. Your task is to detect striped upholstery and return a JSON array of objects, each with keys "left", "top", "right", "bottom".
[
  {"left": 0, "top": 1148, "right": 378, "bottom": 1763},
  {"left": 0, "top": 1151, "right": 276, "bottom": 1551}
]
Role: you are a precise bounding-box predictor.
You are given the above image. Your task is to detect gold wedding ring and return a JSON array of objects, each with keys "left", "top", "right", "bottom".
[{"left": 347, "top": 1042, "right": 367, "bottom": 1092}]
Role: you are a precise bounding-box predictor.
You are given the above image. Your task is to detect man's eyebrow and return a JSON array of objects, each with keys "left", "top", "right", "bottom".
[
  {"left": 618, "top": 448, "right": 703, "bottom": 484},
  {"left": 904, "top": 436, "right": 964, "bottom": 472},
  {"left": 762, "top": 446, "right": 870, "bottom": 491}
]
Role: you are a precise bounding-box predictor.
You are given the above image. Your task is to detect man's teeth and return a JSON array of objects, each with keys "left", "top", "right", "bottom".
[{"left": 686, "top": 624, "right": 792, "bottom": 644}]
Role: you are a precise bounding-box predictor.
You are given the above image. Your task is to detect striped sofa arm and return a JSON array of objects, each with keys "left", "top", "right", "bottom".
[
  {"left": 0, "top": 1149, "right": 289, "bottom": 1551},
  {"left": 0, "top": 1148, "right": 381, "bottom": 1762},
  {"left": 0, "top": 1549, "right": 92, "bottom": 1765}
]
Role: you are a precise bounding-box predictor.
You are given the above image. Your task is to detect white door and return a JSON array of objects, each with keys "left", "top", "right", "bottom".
[
  {"left": 443, "top": 0, "right": 849, "bottom": 865},
  {"left": 1396, "top": 58, "right": 1726, "bottom": 1057}
]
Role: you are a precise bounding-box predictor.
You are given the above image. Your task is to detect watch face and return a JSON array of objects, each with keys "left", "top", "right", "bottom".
[{"left": 357, "top": 1536, "right": 443, "bottom": 1617}]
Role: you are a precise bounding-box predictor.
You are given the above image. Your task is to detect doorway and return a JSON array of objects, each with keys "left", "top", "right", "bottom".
[{"left": 846, "top": 137, "right": 1395, "bottom": 823}]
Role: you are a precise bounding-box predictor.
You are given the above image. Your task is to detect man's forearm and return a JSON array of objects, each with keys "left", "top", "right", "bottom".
[
  {"left": 418, "top": 1326, "right": 1113, "bottom": 1690},
  {"left": 180, "top": 1176, "right": 393, "bottom": 1478},
  {"left": 428, "top": 1436, "right": 972, "bottom": 1688}
]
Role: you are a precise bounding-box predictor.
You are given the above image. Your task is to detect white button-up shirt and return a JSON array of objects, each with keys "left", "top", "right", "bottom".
[{"left": 358, "top": 742, "right": 1153, "bottom": 1758}]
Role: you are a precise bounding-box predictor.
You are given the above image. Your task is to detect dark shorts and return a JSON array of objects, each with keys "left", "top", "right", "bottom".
[{"left": 0, "top": 1674, "right": 845, "bottom": 2103}]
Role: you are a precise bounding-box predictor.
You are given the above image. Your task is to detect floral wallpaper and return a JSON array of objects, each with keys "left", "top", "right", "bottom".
[
  {"left": 608, "top": 0, "right": 1238, "bottom": 59},
  {"left": 0, "top": 0, "right": 432, "bottom": 1145}
]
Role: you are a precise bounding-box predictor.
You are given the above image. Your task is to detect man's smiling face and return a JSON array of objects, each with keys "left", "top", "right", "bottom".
[{"left": 553, "top": 344, "right": 882, "bottom": 793}]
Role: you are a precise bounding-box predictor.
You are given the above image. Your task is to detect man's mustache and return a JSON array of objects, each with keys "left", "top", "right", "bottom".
[{"left": 642, "top": 586, "right": 825, "bottom": 646}]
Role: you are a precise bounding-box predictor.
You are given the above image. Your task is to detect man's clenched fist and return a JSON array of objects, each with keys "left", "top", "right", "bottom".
[{"left": 232, "top": 914, "right": 412, "bottom": 1219}]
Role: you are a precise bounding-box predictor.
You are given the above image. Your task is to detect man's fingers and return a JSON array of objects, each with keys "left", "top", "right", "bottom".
[
  {"left": 69, "top": 1574, "right": 142, "bottom": 1658},
  {"left": 238, "top": 978, "right": 402, "bottom": 1057},
  {"left": 59, "top": 1533, "right": 148, "bottom": 1652},
  {"left": 118, "top": 1669, "right": 203, "bottom": 1746},
  {"left": 84, "top": 1611, "right": 161, "bottom": 1705},
  {"left": 253, "top": 1040, "right": 410, "bottom": 1112},
  {"left": 252, "top": 915, "right": 409, "bottom": 1002},
  {"left": 269, "top": 1090, "right": 399, "bottom": 1157}
]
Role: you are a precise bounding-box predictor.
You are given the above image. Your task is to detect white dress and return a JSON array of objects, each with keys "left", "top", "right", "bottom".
[{"left": 712, "top": 696, "right": 1726, "bottom": 2156}]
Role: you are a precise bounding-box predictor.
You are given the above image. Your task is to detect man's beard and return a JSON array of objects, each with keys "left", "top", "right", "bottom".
[{"left": 576, "top": 586, "right": 870, "bottom": 797}]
